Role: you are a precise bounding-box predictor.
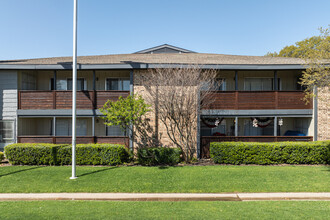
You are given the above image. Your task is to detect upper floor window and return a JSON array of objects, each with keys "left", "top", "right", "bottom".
[
  {"left": 244, "top": 78, "right": 274, "bottom": 91},
  {"left": 201, "top": 78, "right": 226, "bottom": 91},
  {"left": 67, "top": 78, "right": 85, "bottom": 90},
  {"left": 106, "top": 78, "right": 130, "bottom": 91},
  {"left": 216, "top": 78, "right": 226, "bottom": 91},
  {"left": 50, "top": 78, "right": 85, "bottom": 90}
]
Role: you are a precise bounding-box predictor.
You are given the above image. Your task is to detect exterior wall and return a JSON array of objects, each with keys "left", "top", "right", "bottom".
[
  {"left": 134, "top": 70, "right": 193, "bottom": 148},
  {"left": 0, "top": 70, "right": 18, "bottom": 119},
  {"left": 277, "top": 70, "right": 302, "bottom": 91},
  {"left": 37, "top": 71, "right": 53, "bottom": 90},
  {"left": 0, "top": 70, "right": 18, "bottom": 148},
  {"left": 317, "top": 87, "right": 329, "bottom": 140}
]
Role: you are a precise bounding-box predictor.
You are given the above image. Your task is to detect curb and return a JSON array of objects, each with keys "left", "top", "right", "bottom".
[{"left": 0, "top": 193, "right": 329, "bottom": 201}]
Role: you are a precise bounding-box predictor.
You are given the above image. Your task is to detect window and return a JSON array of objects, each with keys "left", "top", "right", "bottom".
[
  {"left": 50, "top": 78, "right": 85, "bottom": 90},
  {"left": 0, "top": 120, "right": 15, "bottom": 151},
  {"left": 106, "top": 125, "right": 127, "bottom": 136},
  {"left": 56, "top": 118, "right": 87, "bottom": 136},
  {"left": 243, "top": 119, "right": 274, "bottom": 136},
  {"left": 244, "top": 78, "right": 273, "bottom": 91},
  {"left": 106, "top": 78, "right": 130, "bottom": 91},
  {"left": 67, "top": 78, "right": 85, "bottom": 90},
  {"left": 201, "top": 78, "right": 226, "bottom": 91},
  {"left": 216, "top": 78, "right": 226, "bottom": 91}
]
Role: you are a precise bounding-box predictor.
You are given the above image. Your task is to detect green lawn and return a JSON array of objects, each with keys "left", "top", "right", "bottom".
[
  {"left": 0, "top": 201, "right": 329, "bottom": 220},
  {"left": 0, "top": 165, "right": 329, "bottom": 193}
]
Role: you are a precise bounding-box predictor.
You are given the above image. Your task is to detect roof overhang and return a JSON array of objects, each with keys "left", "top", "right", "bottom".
[{"left": 0, "top": 63, "right": 306, "bottom": 70}]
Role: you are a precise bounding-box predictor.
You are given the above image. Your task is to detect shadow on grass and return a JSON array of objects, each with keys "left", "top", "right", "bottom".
[
  {"left": 78, "top": 167, "right": 118, "bottom": 177},
  {"left": 321, "top": 165, "right": 330, "bottom": 172},
  {"left": 0, "top": 166, "right": 41, "bottom": 178},
  {"left": 158, "top": 165, "right": 185, "bottom": 169}
]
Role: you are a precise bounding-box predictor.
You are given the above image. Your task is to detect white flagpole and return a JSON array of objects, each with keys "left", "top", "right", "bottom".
[{"left": 70, "top": 0, "right": 78, "bottom": 180}]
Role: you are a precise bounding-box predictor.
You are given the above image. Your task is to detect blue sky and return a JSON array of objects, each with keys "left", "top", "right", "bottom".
[{"left": 0, "top": 0, "right": 329, "bottom": 60}]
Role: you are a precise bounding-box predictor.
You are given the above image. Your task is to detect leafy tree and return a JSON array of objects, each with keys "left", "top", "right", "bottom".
[
  {"left": 99, "top": 95, "right": 160, "bottom": 149},
  {"left": 266, "top": 35, "right": 329, "bottom": 58},
  {"left": 266, "top": 25, "right": 330, "bottom": 101}
]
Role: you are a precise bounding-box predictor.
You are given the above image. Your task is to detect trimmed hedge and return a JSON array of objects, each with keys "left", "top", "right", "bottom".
[
  {"left": 137, "top": 147, "right": 182, "bottom": 166},
  {"left": 58, "top": 144, "right": 131, "bottom": 165},
  {"left": 4, "top": 143, "right": 130, "bottom": 166},
  {"left": 0, "top": 151, "right": 4, "bottom": 161},
  {"left": 4, "top": 143, "right": 66, "bottom": 165},
  {"left": 210, "top": 141, "right": 330, "bottom": 165}
]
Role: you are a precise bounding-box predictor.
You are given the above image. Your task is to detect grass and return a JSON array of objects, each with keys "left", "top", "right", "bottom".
[
  {"left": 0, "top": 165, "right": 329, "bottom": 193},
  {"left": 0, "top": 201, "right": 329, "bottom": 219}
]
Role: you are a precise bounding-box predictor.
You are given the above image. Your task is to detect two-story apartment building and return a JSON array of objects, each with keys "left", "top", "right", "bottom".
[{"left": 0, "top": 44, "right": 328, "bottom": 158}]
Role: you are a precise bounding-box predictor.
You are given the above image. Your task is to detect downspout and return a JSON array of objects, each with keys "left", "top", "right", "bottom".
[
  {"left": 313, "top": 86, "right": 318, "bottom": 141},
  {"left": 196, "top": 87, "right": 201, "bottom": 159},
  {"left": 129, "top": 70, "right": 134, "bottom": 151}
]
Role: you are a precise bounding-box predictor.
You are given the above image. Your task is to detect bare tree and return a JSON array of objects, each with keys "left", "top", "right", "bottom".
[{"left": 142, "top": 66, "right": 220, "bottom": 162}]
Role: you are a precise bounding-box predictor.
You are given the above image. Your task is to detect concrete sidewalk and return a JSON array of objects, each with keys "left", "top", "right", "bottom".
[{"left": 0, "top": 193, "right": 329, "bottom": 201}]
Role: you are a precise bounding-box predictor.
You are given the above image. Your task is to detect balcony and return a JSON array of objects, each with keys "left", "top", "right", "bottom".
[
  {"left": 18, "top": 90, "right": 130, "bottom": 109},
  {"left": 203, "top": 91, "right": 312, "bottom": 110}
]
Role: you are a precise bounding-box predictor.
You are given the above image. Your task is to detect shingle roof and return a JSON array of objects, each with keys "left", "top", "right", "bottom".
[{"left": 0, "top": 53, "right": 308, "bottom": 65}]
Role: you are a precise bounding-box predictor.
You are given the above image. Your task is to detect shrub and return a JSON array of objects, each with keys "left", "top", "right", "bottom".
[
  {"left": 0, "top": 151, "right": 4, "bottom": 161},
  {"left": 210, "top": 141, "right": 330, "bottom": 165},
  {"left": 137, "top": 147, "right": 182, "bottom": 166},
  {"left": 57, "top": 144, "right": 131, "bottom": 165},
  {"left": 4, "top": 143, "right": 66, "bottom": 165}
]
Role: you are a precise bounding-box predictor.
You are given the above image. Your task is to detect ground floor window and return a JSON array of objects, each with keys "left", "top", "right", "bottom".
[
  {"left": 201, "top": 117, "right": 226, "bottom": 136},
  {"left": 243, "top": 118, "right": 274, "bottom": 136},
  {"left": 106, "top": 125, "right": 126, "bottom": 136},
  {"left": 0, "top": 120, "right": 15, "bottom": 150},
  {"left": 56, "top": 118, "right": 87, "bottom": 136}
]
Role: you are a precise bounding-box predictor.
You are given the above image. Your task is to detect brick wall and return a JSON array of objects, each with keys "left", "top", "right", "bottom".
[
  {"left": 317, "top": 87, "right": 330, "bottom": 140},
  {"left": 133, "top": 70, "right": 198, "bottom": 149}
]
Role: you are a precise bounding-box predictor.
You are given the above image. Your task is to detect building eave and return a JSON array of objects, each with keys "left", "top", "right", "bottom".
[{"left": 0, "top": 63, "right": 306, "bottom": 70}]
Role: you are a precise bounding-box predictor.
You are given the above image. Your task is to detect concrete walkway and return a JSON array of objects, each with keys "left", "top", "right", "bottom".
[{"left": 0, "top": 193, "right": 329, "bottom": 201}]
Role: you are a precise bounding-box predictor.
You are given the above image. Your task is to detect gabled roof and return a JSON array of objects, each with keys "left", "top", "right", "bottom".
[{"left": 134, "top": 44, "right": 196, "bottom": 54}]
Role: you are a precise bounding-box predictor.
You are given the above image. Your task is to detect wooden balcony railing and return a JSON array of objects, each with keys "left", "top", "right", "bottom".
[
  {"left": 18, "top": 90, "right": 130, "bottom": 109},
  {"left": 17, "top": 136, "right": 129, "bottom": 147},
  {"left": 200, "top": 136, "right": 313, "bottom": 158},
  {"left": 203, "top": 91, "right": 312, "bottom": 110}
]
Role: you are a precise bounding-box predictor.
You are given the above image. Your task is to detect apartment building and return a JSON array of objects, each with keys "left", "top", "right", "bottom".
[{"left": 0, "top": 44, "right": 328, "bottom": 158}]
